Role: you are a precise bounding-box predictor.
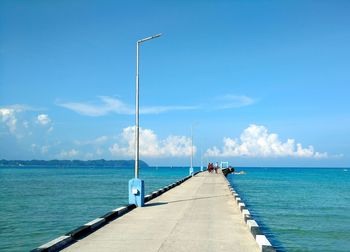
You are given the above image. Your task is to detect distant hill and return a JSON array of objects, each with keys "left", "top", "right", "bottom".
[{"left": 0, "top": 159, "right": 149, "bottom": 168}]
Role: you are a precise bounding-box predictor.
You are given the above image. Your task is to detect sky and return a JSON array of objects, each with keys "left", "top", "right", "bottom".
[{"left": 1, "top": 0, "right": 349, "bottom": 167}]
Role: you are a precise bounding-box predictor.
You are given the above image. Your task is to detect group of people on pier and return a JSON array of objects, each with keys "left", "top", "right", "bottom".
[{"left": 207, "top": 162, "right": 219, "bottom": 174}]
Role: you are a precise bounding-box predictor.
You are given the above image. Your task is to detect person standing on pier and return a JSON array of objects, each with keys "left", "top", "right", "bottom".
[{"left": 207, "top": 163, "right": 214, "bottom": 173}]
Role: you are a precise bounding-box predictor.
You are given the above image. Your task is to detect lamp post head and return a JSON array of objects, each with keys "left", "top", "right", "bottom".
[{"left": 138, "top": 33, "right": 162, "bottom": 44}]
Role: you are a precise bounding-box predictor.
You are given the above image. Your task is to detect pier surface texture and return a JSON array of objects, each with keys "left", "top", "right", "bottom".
[{"left": 63, "top": 171, "right": 260, "bottom": 252}]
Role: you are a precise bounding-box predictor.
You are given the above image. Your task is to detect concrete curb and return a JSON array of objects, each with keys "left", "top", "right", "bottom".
[
  {"left": 31, "top": 236, "right": 73, "bottom": 252},
  {"left": 31, "top": 171, "right": 200, "bottom": 252},
  {"left": 223, "top": 174, "right": 276, "bottom": 252}
]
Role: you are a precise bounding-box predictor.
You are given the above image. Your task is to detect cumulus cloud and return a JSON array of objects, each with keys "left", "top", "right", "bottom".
[
  {"left": 0, "top": 105, "right": 54, "bottom": 137},
  {"left": 0, "top": 108, "right": 17, "bottom": 134},
  {"left": 0, "top": 105, "right": 31, "bottom": 135},
  {"left": 109, "top": 126, "right": 194, "bottom": 158},
  {"left": 37, "top": 114, "right": 51, "bottom": 126},
  {"left": 206, "top": 124, "right": 328, "bottom": 159}
]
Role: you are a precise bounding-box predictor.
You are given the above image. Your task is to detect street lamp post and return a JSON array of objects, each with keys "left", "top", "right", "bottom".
[
  {"left": 189, "top": 125, "right": 194, "bottom": 176},
  {"left": 200, "top": 146, "right": 204, "bottom": 172},
  {"left": 129, "top": 33, "right": 162, "bottom": 207}
]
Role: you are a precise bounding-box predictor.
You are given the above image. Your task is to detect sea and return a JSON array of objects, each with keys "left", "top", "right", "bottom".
[
  {"left": 0, "top": 166, "right": 349, "bottom": 252},
  {"left": 227, "top": 167, "right": 350, "bottom": 252}
]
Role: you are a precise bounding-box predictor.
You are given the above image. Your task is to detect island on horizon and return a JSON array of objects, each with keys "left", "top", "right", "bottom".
[{"left": 0, "top": 159, "right": 149, "bottom": 168}]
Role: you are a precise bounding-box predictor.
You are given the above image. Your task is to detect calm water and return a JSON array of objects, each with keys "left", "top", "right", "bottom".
[
  {"left": 0, "top": 166, "right": 191, "bottom": 251},
  {"left": 227, "top": 167, "right": 350, "bottom": 252},
  {"left": 1, "top": 167, "right": 349, "bottom": 252}
]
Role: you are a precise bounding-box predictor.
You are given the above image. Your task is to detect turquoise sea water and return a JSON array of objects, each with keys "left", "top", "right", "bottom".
[
  {"left": 1, "top": 167, "right": 349, "bottom": 252},
  {"left": 0, "top": 166, "right": 190, "bottom": 251},
  {"left": 227, "top": 168, "right": 350, "bottom": 252}
]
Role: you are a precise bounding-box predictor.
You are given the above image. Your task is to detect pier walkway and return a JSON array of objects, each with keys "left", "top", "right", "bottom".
[{"left": 63, "top": 171, "right": 260, "bottom": 252}]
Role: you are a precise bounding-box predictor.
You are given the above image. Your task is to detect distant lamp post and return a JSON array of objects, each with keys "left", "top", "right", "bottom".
[
  {"left": 189, "top": 125, "right": 194, "bottom": 176},
  {"left": 128, "top": 33, "right": 162, "bottom": 207},
  {"left": 200, "top": 146, "right": 204, "bottom": 172}
]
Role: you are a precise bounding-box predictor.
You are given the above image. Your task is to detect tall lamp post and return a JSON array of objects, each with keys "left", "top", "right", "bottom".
[{"left": 129, "top": 33, "right": 162, "bottom": 207}]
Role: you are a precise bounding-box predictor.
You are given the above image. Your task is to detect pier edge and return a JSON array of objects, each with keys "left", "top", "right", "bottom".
[
  {"left": 222, "top": 168, "right": 277, "bottom": 252},
  {"left": 30, "top": 171, "right": 200, "bottom": 252}
]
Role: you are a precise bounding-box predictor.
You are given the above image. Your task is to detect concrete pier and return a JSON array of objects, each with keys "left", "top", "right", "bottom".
[{"left": 63, "top": 171, "right": 260, "bottom": 252}]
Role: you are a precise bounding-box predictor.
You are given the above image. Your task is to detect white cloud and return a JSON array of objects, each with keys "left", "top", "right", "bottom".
[
  {"left": 59, "top": 149, "right": 79, "bottom": 159},
  {"left": 58, "top": 96, "right": 199, "bottom": 117},
  {"left": 0, "top": 108, "right": 17, "bottom": 134},
  {"left": 206, "top": 124, "right": 328, "bottom": 159},
  {"left": 37, "top": 114, "right": 51, "bottom": 126},
  {"left": 58, "top": 94, "right": 255, "bottom": 117},
  {"left": 0, "top": 105, "right": 33, "bottom": 136},
  {"left": 215, "top": 95, "right": 255, "bottom": 109},
  {"left": 0, "top": 105, "right": 52, "bottom": 137},
  {"left": 59, "top": 96, "right": 133, "bottom": 116},
  {"left": 109, "top": 126, "right": 195, "bottom": 158},
  {"left": 36, "top": 114, "right": 53, "bottom": 133}
]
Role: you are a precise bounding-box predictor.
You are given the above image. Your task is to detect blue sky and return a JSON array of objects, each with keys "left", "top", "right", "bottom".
[{"left": 1, "top": 0, "right": 349, "bottom": 167}]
